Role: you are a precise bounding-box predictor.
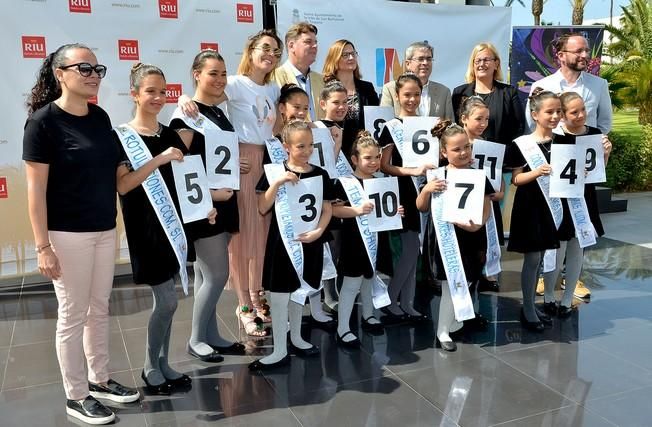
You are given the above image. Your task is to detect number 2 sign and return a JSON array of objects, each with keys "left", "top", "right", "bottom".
[{"left": 204, "top": 128, "right": 240, "bottom": 190}]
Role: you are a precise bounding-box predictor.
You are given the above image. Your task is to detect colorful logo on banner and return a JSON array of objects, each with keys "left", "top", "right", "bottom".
[
  {"left": 0, "top": 177, "right": 7, "bottom": 199},
  {"left": 375, "top": 48, "right": 402, "bottom": 88},
  {"left": 200, "top": 42, "right": 219, "bottom": 52},
  {"left": 22, "top": 36, "right": 46, "bottom": 59},
  {"left": 69, "top": 0, "right": 91, "bottom": 13},
  {"left": 159, "top": 0, "right": 178, "bottom": 19},
  {"left": 118, "top": 40, "right": 139, "bottom": 60},
  {"left": 236, "top": 3, "right": 254, "bottom": 23},
  {"left": 166, "top": 84, "right": 182, "bottom": 103}
]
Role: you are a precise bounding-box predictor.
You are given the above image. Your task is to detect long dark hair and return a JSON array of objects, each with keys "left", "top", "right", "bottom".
[{"left": 26, "top": 43, "right": 91, "bottom": 115}]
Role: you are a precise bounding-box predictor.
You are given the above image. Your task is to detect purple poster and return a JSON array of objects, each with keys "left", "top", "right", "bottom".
[{"left": 510, "top": 26, "right": 605, "bottom": 105}]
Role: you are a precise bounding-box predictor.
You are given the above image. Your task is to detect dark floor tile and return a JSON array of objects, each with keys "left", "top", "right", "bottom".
[
  {"left": 492, "top": 404, "right": 617, "bottom": 427},
  {"left": 585, "top": 385, "right": 652, "bottom": 427},
  {"left": 397, "top": 357, "right": 573, "bottom": 426},
  {"left": 122, "top": 321, "right": 195, "bottom": 369},
  {"left": 581, "top": 323, "right": 652, "bottom": 372}
]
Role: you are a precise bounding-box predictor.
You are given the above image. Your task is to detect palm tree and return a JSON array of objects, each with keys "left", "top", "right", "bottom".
[
  {"left": 570, "top": 0, "right": 589, "bottom": 25},
  {"left": 605, "top": 0, "right": 652, "bottom": 124}
]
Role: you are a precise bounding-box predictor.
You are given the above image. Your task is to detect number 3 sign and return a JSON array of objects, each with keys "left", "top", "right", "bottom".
[
  {"left": 402, "top": 116, "right": 440, "bottom": 167},
  {"left": 285, "top": 175, "right": 324, "bottom": 236},
  {"left": 172, "top": 155, "right": 214, "bottom": 223},
  {"left": 442, "top": 168, "right": 486, "bottom": 225}
]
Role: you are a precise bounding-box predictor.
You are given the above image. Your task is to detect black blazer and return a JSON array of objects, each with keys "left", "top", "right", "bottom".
[
  {"left": 452, "top": 81, "right": 525, "bottom": 167},
  {"left": 342, "top": 78, "right": 380, "bottom": 157}
]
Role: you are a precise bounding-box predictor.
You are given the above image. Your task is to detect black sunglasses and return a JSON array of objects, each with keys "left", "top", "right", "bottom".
[{"left": 59, "top": 62, "right": 107, "bottom": 78}]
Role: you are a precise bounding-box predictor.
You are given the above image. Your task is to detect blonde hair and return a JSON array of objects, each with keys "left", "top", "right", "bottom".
[
  {"left": 322, "top": 39, "right": 361, "bottom": 83},
  {"left": 237, "top": 29, "right": 282, "bottom": 84},
  {"left": 281, "top": 119, "right": 312, "bottom": 145},
  {"left": 284, "top": 22, "right": 318, "bottom": 47},
  {"left": 465, "top": 43, "right": 503, "bottom": 83}
]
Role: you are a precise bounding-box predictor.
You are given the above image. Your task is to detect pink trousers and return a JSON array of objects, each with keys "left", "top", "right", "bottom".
[{"left": 50, "top": 229, "right": 116, "bottom": 400}]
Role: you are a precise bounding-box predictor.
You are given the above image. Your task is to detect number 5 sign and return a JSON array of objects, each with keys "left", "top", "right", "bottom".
[
  {"left": 364, "top": 106, "right": 395, "bottom": 141},
  {"left": 550, "top": 144, "right": 585, "bottom": 198},
  {"left": 285, "top": 175, "right": 323, "bottom": 236},
  {"left": 364, "top": 177, "right": 402, "bottom": 232},
  {"left": 172, "top": 155, "right": 214, "bottom": 223},
  {"left": 442, "top": 168, "right": 486, "bottom": 225},
  {"left": 204, "top": 128, "right": 240, "bottom": 190},
  {"left": 401, "top": 116, "right": 440, "bottom": 167}
]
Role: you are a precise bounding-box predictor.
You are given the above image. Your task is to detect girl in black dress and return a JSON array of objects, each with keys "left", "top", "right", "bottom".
[
  {"left": 250, "top": 120, "right": 335, "bottom": 371},
  {"left": 170, "top": 50, "right": 247, "bottom": 357},
  {"left": 542, "top": 92, "right": 612, "bottom": 317},
  {"left": 417, "top": 120, "right": 492, "bottom": 351},
  {"left": 507, "top": 89, "right": 562, "bottom": 331},
  {"left": 116, "top": 64, "right": 216, "bottom": 393},
  {"left": 378, "top": 73, "right": 435, "bottom": 324}
]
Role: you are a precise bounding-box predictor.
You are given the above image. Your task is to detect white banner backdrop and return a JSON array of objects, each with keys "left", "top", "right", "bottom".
[
  {"left": 0, "top": 0, "right": 262, "bottom": 280},
  {"left": 276, "top": 0, "right": 511, "bottom": 94}
]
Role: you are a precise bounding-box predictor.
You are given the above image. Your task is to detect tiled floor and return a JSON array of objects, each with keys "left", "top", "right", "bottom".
[{"left": 1, "top": 193, "right": 651, "bottom": 426}]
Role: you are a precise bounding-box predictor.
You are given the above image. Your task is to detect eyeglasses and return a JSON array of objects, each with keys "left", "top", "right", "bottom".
[
  {"left": 409, "top": 56, "right": 433, "bottom": 63},
  {"left": 253, "top": 44, "right": 282, "bottom": 58},
  {"left": 59, "top": 62, "right": 107, "bottom": 78},
  {"left": 474, "top": 57, "right": 496, "bottom": 65},
  {"left": 341, "top": 51, "right": 358, "bottom": 59},
  {"left": 562, "top": 48, "right": 591, "bottom": 56}
]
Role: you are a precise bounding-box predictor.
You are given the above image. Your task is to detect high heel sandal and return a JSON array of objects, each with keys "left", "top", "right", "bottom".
[
  {"left": 252, "top": 291, "right": 272, "bottom": 323},
  {"left": 236, "top": 305, "right": 270, "bottom": 337}
]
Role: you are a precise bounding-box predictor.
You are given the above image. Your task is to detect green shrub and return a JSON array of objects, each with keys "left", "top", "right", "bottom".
[{"left": 606, "top": 125, "right": 652, "bottom": 191}]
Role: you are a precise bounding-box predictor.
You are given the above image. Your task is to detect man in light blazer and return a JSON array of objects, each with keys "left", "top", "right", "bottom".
[
  {"left": 526, "top": 33, "right": 612, "bottom": 134},
  {"left": 380, "top": 41, "right": 453, "bottom": 120},
  {"left": 273, "top": 22, "right": 325, "bottom": 121}
]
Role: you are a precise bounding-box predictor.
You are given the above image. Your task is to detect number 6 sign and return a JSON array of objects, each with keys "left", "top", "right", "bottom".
[
  {"left": 442, "top": 168, "right": 486, "bottom": 225},
  {"left": 172, "top": 155, "right": 214, "bottom": 223},
  {"left": 402, "top": 116, "right": 440, "bottom": 167},
  {"left": 364, "top": 177, "right": 402, "bottom": 232}
]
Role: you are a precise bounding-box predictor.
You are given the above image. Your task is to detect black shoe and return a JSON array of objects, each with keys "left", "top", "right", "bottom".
[
  {"left": 361, "top": 316, "right": 385, "bottom": 335},
  {"left": 322, "top": 302, "right": 338, "bottom": 315},
  {"left": 337, "top": 331, "right": 361, "bottom": 349},
  {"left": 248, "top": 354, "right": 291, "bottom": 371},
  {"left": 557, "top": 305, "right": 575, "bottom": 318},
  {"left": 478, "top": 277, "right": 500, "bottom": 292},
  {"left": 289, "top": 343, "right": 320, "bottom": 357},
  {"left": 66, "top": 396, "right": 115, "bottom": 425},
  {"left": 464, "top": 313, "right": 489, "bottom": 330},
  {"left": 187, "top": 343, "right": 224, "bottom": 363},
  {"left": 435, "top": 338, "right": 457, "bottom": 352},
  {"left": 535, "top": 308, "right": 553, "bottom": 325},
  {"left": 166, "top": 374, "right": 192, "bottom": 390},
  {"left": 542, "top": 301, "right": 558, "bottom": 316},
  {"left": 402, "top": 310, "right": 429, "bottom": 324},
  {"left": 140, "top": 370, "right": 172, "bottom": 395},
  {"left": 520, "top": 310, "right": 544, "bottom": 332},
  {"left": 210, "top": 342, "right": 247, "bottom": 356},
  {"left": 380, "top": 308, "right": 408, "bottom": 326},
  {"left": 89, "top": 379, "right": 140, "bottom": 404},
  {"left": 310, "top": 317, "right": 337, "bottom": 331}
]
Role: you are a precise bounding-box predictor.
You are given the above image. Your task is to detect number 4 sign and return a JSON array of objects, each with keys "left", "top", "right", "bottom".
[
  {"left": 550, "top": 144, "right": 585, "bottom": 198},
  {"left": 172, "top": 155, "right": 214, "bottom": 224},
  {"left": 442, "top": 168, "right": 486, "bottom": 225},
  {"left": 402, "top": 116, "right": 440, "bottom": 167}
]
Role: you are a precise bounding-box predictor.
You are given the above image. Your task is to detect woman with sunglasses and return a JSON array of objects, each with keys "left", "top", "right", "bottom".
[
  {"left": 23, "top": 43, "right": 139, "bottom": 425},
  {"left": 180, "top": 29, "right": 283, "bottom": 337}
]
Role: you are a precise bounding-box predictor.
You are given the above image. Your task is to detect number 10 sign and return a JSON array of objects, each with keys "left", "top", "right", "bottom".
[{"left": 364, "top": 177, "right": 402, "bottom": 232}]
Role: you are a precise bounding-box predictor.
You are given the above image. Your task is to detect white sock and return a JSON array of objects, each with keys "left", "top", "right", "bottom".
[
  {"left": 338, "top": 276, "right": 362, "bottom": 342},
  {"left": 360, "top": 278, "right": 381, "bottom": 324},
  {"left": 309, "top": 291, "right": 332, "bottom": 322},
  {"left": 437, "top": 281, "right": 455, "bottom": 343},
  {"left": 289, "top": 300, "right": 312, "bottom": 349},
  {"left": 259, "top": 292, "right": 289, "bottom": 365}
]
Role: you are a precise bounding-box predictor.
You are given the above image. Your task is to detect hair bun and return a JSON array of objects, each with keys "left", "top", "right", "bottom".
[{"left": 431, "top": 119, "right": 452, "bottom": 139}]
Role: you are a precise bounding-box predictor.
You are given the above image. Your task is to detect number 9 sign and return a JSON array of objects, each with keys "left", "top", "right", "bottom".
[{"left": 172, "top": 155, "right": 214, "bottom": 223}]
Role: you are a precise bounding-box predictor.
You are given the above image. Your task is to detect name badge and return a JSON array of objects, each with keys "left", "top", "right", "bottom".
[
  {"left": 172, "top": 155, "right": 214, "bottom": 223},
  {"left": 442, "top": 168, "right": 486, "bottom": 225},
  {"left": 285, "top": 175, "right": 323, "bottom": 236},
  {"left": 364, "top": 177, "right": 402, "bottom": 232},
  {"left": 364, "top": 106, "right": 395, "bottom": 141},
  {"left": 204, "top": 128, "right": 240, "bottom": 190},
  {"left": 550, "top": 144, "right": 585, "bottom": 198},
  {"left": 401, "top": 116, "right": 440, "bottom": 167},
  {"left": 472, "top": 139, "right": 505, "bottom": 192}
]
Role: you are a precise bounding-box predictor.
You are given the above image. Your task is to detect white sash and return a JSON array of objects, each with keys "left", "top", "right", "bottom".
[
  {"left": 430, "top": 169, "right": 475, "bottom": 321},
  {"left": 263, "top": 163, "right": 315, "bottom": 304},
  {"left": 338, "top": 176, "right": 390, "bottom": 308},
  {"left": 568, "top": 197, "right": 597, "bottom": 248},
  {"left": 314, "top": 121, "right": 354, "bottom": 177},
  {"left": 114, "top": 124, "right": 189, "bottom": 294},
  {"left": 515, "top": 135, "right": 563, "bottom": 273},
  {"left": 484, "top": 203, "right": 501, "bottom": 276},
  {"left": 264, "top": 137, "right": 336, "bottom": 282}
]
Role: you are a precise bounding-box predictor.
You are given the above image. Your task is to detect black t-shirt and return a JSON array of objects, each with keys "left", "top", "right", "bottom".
[
  {"left": 22, "top": 102, "right": 119, "bottom": 232},
  {"left": 169, "top": 102, "right": 239, "bottom": 239}
]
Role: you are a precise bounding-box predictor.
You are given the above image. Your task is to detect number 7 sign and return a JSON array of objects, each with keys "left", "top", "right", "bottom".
[{"left": 441, "top": 168, "right": 486, "bottom": 225}]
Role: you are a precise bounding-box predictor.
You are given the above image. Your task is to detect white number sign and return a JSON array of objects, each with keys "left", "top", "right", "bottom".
[
  {"left": 364, "top": 106, "right": 395, "bottom": 141},
  {"left": 204, "top": 128, "right": 240, "bottom": 190},
  {"left": 310, "top": 128, "right": 338, "bottom": 178},
  {"left": 576, "top": 134, "right": 606, "bottom": 184},
  {"left": 172, "top": 155, "right": 213, "bottom": 224},
  {"left": 550, "top": 144, "right": 585, "bottom": 198},
  {"left": 472, "top": 139, "right": 505, "bottom": 193},
  {"left": 285, "top": 175, "right": 323, "bottom": 236},
  {"left": 401, "top": 116, "right": 440, "bottom": 167},
  {"left": 442, "top": 168, "right": 486, "bottom": 225},
  {"left": 364, "top": 177, "right": 402, "bottom": 232}
]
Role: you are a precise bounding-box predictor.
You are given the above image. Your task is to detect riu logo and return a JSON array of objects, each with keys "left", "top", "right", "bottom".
[
  {"left": 375, "top": 48, "right": 402, "bottom": 88},
  {"left": 159, "top": 0, "right": 178, "bottom": 19},
  {"left": 200, "top": 42, "right": 219, "bottom": 52},
  {"left": 69, "top": 0, "right": 91, "bottom": 13},
  {"left": 166, "top": 84, "right": 182, "bottom": 103},
  {"left": 22, "top": 36, "right": 46, "bottom": 59},
  {"left": 118, "top": 40, "right": 139, "bottom": 61},
  {"left": 236, "top": 3, "right": 254, "bottom": 23}
]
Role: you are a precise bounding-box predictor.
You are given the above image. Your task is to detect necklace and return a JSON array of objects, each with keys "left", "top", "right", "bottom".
[{"left": 131, "top": 122, "right": 162, "bottom": 137}]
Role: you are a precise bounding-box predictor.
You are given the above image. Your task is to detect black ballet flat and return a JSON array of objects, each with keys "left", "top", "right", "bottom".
[
  {"left": 535, "top": 308, "right": 554, "bottom": 325},
  {"left": 557, "top": 305, "right": 575, "bottom": 318},
  {"left": 478, "top": 277, "right": 500, "bottom": 293},
  {"left": 464, "top": 313, "right": 489, "bottom": 330},
  {"left": 542, "top": 301, "right": 558, "bottom": 316},
  {"left": 380, "top": 308, "right": 408, "bottom": 326},
  {"left": 167, "top": 374, "right": 192, "bottom": 390},
  {"left": 288, "top": 343, "right": 320, "bottom": 357},
  {"left": 520, "top": 310, "right": 544, "bottom": 332},
  {"left": 187, "top": 343, "right": 224, "bottom": 363},
  {"left": 210, "top": 342, "right": 247, "bottom": 356},
  {"left": 403, "top": 311, "right": 429, "bottom": 324},
  {"left": 337, "top": 331, "right": 361, "bottom": 349},
  {"left": 361, "top": 317, "right": 385, "bottom": 335},
  {"left": 248, "top": 355, "right": 291, "bottom": 372},
  {"left": 435, "top": 338, "right": 457, "bottom": 352},
  {"left": 140, "top": 370, "right": 172, "bottom": 396}
]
